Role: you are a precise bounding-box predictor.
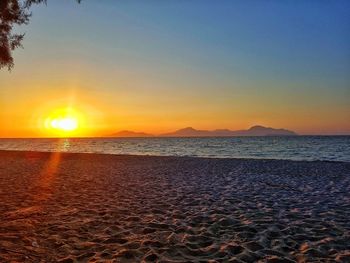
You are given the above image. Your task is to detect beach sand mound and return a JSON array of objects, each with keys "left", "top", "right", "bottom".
[{"left": 0, "top": 151, "right": 349, "bottom": 262}]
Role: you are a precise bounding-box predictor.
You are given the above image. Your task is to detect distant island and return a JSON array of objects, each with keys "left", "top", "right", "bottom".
[
  {"left": 110, "top": 125, "right": 297, "bottom": 137},
  {"left": 110, "top": 130, "right": 154, "bottom": 137}
]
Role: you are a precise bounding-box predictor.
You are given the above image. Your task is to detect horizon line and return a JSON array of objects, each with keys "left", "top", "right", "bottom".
[{"left": 1, "top": 134, "right": 350, "bottom": 139}]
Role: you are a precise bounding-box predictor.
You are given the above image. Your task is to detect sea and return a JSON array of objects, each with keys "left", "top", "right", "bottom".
[{"left": 0, "top": 136, "right": 349, "bottom": 162}]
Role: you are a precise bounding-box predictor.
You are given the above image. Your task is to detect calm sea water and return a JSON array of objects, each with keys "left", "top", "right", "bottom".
[{"left": 0, "top": 136, "right": 349, "bottom": 162}]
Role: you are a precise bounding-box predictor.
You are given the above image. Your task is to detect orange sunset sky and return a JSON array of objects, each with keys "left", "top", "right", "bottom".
[{"left": 0, "top": 1, "right": 349, "bottom": 137}]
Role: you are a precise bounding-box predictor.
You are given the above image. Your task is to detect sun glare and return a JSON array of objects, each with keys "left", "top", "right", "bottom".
[
  {"left": 44, "top": 108, "right": 83, "bottom": 136},
  {"left": 50, "top": 117, "right": 78, "bottom": 131}
]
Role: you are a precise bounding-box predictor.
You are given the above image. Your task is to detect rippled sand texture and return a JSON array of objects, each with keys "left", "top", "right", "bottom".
[{"left": 0, "top": 151, "right": 349, "bottom": 262}]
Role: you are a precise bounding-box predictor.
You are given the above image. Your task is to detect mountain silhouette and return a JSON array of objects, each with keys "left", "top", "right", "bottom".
[
  {"left": 160, "top": 125, "right": 297, "bottom": 137},
  {"left": 232, "top": 125, "right": 297, "bottom": 136},
  {"left": 161, "top": 127, "right": 211, "bottom": 137},
  {"left": 110, "top": 130, "right": 153, "bottom": 137},
  {"left": 110, "top": 125, "right": 297, "bottom": 137}
]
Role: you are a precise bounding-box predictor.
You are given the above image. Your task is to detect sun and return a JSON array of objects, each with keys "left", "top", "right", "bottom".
[
  {"left": 50, "top": 117, "right": 78, "bottom": 131},
  {"left": 44, "top": 108, "right": 83, "bottom": 136}
]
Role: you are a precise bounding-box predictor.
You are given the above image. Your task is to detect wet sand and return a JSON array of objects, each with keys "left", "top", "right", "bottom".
[{"left": 0, "top": 150, "right": 349, "bottom": 262}]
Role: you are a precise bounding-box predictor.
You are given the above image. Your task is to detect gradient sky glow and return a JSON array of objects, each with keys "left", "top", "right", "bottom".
[{"left": 0, "top": 0, "right": 349, "bottom": 137}]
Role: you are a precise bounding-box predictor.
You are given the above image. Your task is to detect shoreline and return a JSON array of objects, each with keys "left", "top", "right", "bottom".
[
  {"left": 0, "top": 149, "right": 348, "bottom": 164},
  {"left": 0, "top": 150, "right": 349, "bottom": 262}
]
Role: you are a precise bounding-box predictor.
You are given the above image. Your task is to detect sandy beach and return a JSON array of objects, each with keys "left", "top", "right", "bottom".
[{"left": 0, "top": 150, "right": 349, "bottom": 262}]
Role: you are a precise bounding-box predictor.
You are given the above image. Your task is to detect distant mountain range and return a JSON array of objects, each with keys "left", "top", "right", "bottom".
[
  {"left": 110, "top": 130, "right": 153, "bottom": 137},
  {"left": 110, "top": 125, "right": 297, "bottom": 137}
]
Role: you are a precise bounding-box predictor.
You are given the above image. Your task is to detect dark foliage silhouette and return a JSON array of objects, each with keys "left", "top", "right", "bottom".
[{"left": 0, "top": 0, "right": 80, "bottom": 70}]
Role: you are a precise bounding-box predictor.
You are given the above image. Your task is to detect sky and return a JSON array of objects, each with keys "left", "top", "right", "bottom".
[{"left": 0, "top": 0, "right": 349, "bottom": 137}]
